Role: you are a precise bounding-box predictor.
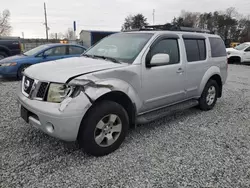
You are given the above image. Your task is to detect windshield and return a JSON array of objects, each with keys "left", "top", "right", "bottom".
[
  {"left": 23, "top": 45, "right": 49, "bottom": 56},
  {"left": 85, "top": 33, "right": 153, "bottom": 63},
  {"left": 234, "top": 43, "right": 249, "bottom": 51}
]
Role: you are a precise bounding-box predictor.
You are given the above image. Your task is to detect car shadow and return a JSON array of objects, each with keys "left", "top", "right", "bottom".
[
  {"left": 21, "top": 106, "right": 201, "bottom": 159},
  {"left": 0, "top": 76, "right": 19, "bottom": 82},
  {"left": 229, "top": 62, "right": 250, "bottom": 66}
]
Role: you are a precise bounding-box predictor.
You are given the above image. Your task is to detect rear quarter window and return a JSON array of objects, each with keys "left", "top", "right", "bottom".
[{"left": 209, "top": 37, "right": 226, "bottom": 57}]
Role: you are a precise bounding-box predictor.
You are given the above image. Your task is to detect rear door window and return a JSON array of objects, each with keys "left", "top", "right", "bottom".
[
  {"left": 184, "top": 39, "right": 207, "bottom": 62},
  {"left": 197, "top": 40, "right": 206, "bottom": 60},
  {"left": 209, "top": 37, "right": 226, "bottom": 57},
  {"left": 184, "top": 39, "right": 200, "bottom": 62},
  {"left": 69, "top": 46, "right": 86, "bottom": 55}
]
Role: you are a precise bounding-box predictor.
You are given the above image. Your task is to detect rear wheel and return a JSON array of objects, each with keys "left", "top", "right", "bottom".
[
  {"left": 0, "top": 51, "right": 8, "bottom": 60},
  {"left": 78, "top": 100, "right": 129, "bottom": 156},
  {"left": 228, "top": 56, "right": 241, "bottom": 64},
  {"left": 17, "top": 64, "right": 30, "bottom": 80},
  {"left": 199, "top": 80, "right": 219, "bottom": 111}
]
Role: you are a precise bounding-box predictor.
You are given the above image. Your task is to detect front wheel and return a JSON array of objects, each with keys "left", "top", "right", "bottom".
[
  {"left": 199, "top": 80, "right": 219, "bottom": 111},
  {"left": 78, "top": 100, "right": 129, "bottom": 156}
]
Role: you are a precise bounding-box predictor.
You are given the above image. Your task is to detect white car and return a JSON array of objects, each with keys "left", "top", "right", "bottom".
[{"left": 226, "top": 42, "right": 250, "bottom": 64}]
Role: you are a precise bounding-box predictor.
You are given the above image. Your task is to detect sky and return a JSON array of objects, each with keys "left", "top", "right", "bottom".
[{"left": 1, "top": 0, "right": 250, "bottom": 38}]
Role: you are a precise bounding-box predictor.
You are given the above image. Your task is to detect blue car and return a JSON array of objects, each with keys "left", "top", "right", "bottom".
[{"left": 0, "top": 43, "right": 86, "bottom": 79}]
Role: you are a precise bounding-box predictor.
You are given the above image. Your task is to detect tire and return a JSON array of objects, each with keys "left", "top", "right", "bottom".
[
  {"left": 0, "top": 51, "right": 8, "bottom": 60},
  {"left": 228, "top": 57, "right": 241, "bottom": 64},
  {"left": 17, "top": 64, "right": 30, "bottom": 80},
  {"left": 78, "top": 100, "right": 129, "bottom": 156},
  {"left": 199, "top": 80, "right": 219, "bottom": 111}
]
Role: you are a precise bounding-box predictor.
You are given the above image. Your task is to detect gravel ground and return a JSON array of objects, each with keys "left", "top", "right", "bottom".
[{"left": 1, "top": 64, "right": 250, "bottom": 188}]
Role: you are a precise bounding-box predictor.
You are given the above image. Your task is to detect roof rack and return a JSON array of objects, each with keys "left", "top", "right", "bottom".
[{"left": 124, "top": 24, "right": 213, "bottom": 34}]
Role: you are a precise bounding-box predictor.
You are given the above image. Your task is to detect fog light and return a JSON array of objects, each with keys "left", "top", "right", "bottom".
[{"left": 45, "top": 122, "right": 54, "bottom": 133}]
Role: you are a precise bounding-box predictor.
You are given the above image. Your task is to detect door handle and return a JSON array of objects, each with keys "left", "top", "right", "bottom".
[{"left": 176, "top": 68, "right": 184, "bottom": 73}]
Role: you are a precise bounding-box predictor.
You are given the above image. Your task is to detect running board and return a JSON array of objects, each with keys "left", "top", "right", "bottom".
[{"left": 136, "top": 99, "right": 199, "bottom": 124}]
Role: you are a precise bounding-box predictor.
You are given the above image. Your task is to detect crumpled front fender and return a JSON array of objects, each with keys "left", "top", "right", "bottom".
[{"left": 83, "top": 79, "right": 143, "bottom": 111}]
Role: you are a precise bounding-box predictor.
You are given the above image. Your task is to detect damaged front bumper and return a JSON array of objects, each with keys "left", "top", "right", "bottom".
[{"left": 17, "top": 91, "right": 92, "bottom": 141}]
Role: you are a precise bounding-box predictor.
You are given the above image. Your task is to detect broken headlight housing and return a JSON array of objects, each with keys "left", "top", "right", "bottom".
[
  {"left": 68, "top": 79, "right": 92, "bottom": 86},
  {"left": 47, "top": 83, "right": 74, "bottom": 103},
  {"left": 47, "top": 79, "right": 93, "bottom": 103}
]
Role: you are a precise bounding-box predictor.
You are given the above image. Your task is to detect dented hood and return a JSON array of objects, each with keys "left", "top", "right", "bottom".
[{"left": 24, "top": 57, "right": 127, "bottom": 83}]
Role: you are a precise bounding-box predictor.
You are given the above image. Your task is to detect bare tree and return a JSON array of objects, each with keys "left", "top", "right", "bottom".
[
  {"left": 180, "top": 10, "right": 200, "bottom": 27},
  {"left": 225, "top": 7, "right": 239, "bottom": 19},
  {"left": 57, "top": 32, "right": 64, "bottom": 40},
  {"left": 0, "top": 9, "right": 12, "bottom": 36},
  {"left": 49, "top": 33, "right": 57, "bottom": 39},
  {"left": 64, "top": 28, "right": 74, "bottom": 40}
]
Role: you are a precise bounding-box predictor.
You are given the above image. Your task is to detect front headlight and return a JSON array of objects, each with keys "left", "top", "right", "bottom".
[
  {"left": 0, "top": 62, "right": 17, "bottom": 67},
  {"left": 47, "top": 83, "right": 73, "bottom": 103}
]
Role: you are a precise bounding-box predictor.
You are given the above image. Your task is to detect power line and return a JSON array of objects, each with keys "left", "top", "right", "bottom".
[{"left": 11, "top": 21, "right": 114, "bottom": 27}]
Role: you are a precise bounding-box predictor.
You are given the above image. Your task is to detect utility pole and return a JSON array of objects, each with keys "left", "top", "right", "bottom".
[
  {"left": 44, "top": 2, "right": 48, "bottom": 42},
  {"left": 152, "top": 9, "right": 155, "bottom": 25}
]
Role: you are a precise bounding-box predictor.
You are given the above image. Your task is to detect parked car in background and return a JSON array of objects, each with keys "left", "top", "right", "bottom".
[
  {"left": 18, "top": 25, "right": 227, "bottom": 156},
  {"left": 0, "top": 36, "right": 22, "bottom": 60},
  {"left": 0, "top": 43, "right": 86, "bottom": 79},
  {"left": 227, "top": 42, "right": 250, "bottom": 64},
  {"left": 230, "top": 42, "right": 240, "bottom": 48}
]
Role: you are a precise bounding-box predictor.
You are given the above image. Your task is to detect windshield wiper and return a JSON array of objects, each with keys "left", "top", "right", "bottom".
[
  {"left": 81, "top": 54, "right": 93, "bottom": 58},
  {"left": 93, "top": 55, "right": 121, "bottom": 64},
  {"left": 82, "top": 54, "right": 120, "bottom": 64}
]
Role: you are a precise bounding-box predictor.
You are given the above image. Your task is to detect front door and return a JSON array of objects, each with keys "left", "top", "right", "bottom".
[
  {"left": 140, "top": 37, "right": 186, "bottom": 112},
  {"left": 37, "top": 46, "right": 68, "bottom": 63},
  {"left": 243, "top": 46, "right": 250, "bottom": 62}
]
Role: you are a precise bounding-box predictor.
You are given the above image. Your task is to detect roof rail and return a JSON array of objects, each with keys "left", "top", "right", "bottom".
[{"left": 124, "top": 24, "right": 213, "bottom": 34}]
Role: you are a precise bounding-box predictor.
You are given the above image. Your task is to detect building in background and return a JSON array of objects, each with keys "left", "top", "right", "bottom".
[{"left": 79, "top": 30, "right": 118, "bottom": 48}]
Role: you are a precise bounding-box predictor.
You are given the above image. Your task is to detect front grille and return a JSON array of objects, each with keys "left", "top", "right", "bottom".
[
  {"left": 22, "top": 76, "right": 49, "bottom": 100},
  {"left": 23, "top": 76, "right": 34, "bottom": 95},
  {"left": 36, "top": 82, "right": 48, "bottom": 99}
]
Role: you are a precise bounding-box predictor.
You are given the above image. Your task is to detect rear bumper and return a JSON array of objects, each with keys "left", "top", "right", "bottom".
[{"left": 17, "top": 90, "right": 92, "bottom": 141}]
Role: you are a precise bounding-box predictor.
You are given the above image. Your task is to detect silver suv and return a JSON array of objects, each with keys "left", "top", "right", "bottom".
[{"left": 18, "top": 28, "right": 227, "bottom": 156}]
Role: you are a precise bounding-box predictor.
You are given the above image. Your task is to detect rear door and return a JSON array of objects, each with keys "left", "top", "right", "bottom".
[
  {"left": 182, "top": 35, "right": 208, "bottom": 98},
  {"left": 68, "top": 46, "right": 86, "bottom": 58}
]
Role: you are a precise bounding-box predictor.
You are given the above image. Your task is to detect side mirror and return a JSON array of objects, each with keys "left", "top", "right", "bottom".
[
  {"left": 245, "top": 48, "right": 250, "bottom": 52},
  {"left": 150, "top": 54, "right": 170, "bottom": 66}
]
